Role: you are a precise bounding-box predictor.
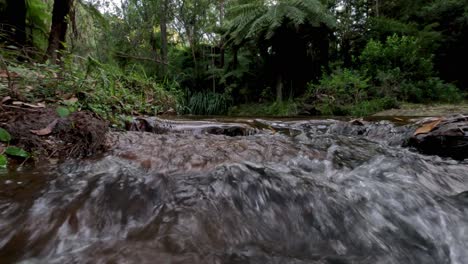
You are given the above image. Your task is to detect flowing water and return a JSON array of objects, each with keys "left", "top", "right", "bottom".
[{"left": 0, "top": 118, "right": 467, "bottom": 264}]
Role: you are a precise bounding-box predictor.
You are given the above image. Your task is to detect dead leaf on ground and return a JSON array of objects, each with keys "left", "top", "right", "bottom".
[
  {"left": 414, "top": 118, "right": 443, "bottom": 136},
  {"left": 30, "top": 119, "right": 58, "bottom": 136}
]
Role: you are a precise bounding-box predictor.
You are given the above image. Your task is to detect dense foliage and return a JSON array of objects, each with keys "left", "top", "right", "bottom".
[{"left": 1, "top": 0, "right": 466, "bottom": 118}]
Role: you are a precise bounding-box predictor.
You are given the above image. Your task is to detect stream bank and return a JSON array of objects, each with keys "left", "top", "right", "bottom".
[{"left": 0, "top": 107, "right": 108, "bottom": 161}]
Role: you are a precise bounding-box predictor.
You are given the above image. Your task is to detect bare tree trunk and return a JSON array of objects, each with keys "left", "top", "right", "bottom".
[
  {"left": 188, "top": 31, "right": 197, "bottom": 69},
  {"left": 219, "top": 0, "right": 225, "bottom": 68},
  {"left": 375, "top": 0, "right": 379, "bottom": 17},
  {"left": 276, "top": 74, "right": 283, "bottom": 103},
  {"left": 159, "top": 0, "right": 169, "bottom": 74},
  {"left": 45, "top": 0, "right": 74, "bottom": 64}
]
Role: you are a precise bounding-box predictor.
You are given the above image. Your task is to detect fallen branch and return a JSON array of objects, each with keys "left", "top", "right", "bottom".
[{"left": 1, "top": 105, "right": 41, "bottom": 112}]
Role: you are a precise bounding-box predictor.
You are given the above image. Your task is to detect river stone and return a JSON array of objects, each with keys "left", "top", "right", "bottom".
[{"left": 408, "top": 115, "right": 468, "bottom": 160}]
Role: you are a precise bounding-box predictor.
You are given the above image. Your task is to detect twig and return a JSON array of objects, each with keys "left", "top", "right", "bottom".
[{"left": 1, "top": 105, "right": 41, "bottom": 112}]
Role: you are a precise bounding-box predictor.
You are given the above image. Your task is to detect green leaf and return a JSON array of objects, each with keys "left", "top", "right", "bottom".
[
  {"left": 5, "top": 147, "right": 30, "bottom": 158},
  {"left": 0, "top": 128, "right": 11, "bottom": 142},
  {"left": 56, "top": 106, "right": 70, "bottom": 118},
  {"left": 0, "top": 154, "right": 7, "bottom": 169}
]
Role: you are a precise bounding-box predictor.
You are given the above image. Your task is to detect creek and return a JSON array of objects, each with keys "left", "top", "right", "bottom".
[{"left": 0, "top": 118, "right": 467, "bottom": 264}]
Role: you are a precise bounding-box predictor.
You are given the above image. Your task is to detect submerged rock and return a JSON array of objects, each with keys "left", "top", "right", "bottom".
[{"left": 408, "top": 115, "right": 468, "bottom": 160}]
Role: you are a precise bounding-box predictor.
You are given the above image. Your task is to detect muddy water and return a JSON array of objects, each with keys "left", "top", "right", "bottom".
[{"left": 1, "top": 119, "right": 468, "bottom": 264}]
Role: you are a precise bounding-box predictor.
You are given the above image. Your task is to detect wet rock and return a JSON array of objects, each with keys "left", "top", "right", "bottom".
[
  {"left": 408, "top": 115, "right": 468, "bottom": 160},
  {"left": 128, "top": 117, "right": 258, "bottom": 137},
  {"left": 106, "top": 131, "right": 326, "bottom": 173},
  {"left": 255, "top": 119, "right": 414, "bottom": 146}
]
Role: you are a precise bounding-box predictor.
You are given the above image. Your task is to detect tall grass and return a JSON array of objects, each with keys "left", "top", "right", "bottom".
[{"left": 187, "top": 91, "right": 231, "bottom": 115}]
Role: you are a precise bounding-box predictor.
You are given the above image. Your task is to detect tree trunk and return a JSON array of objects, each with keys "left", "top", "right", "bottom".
[
  {"left": 276, "top": 74, "right": 283, "bottom": 103},
  {"left": 45, "top": 0, "right": 74, "bottom": 64},
  {"left": 375, "top": 0, "right": 380, "bottom": 17},
  {"left": 219, "top": 0, "right": 225, "bottom": 68},
  {"left": 342, "top": 37, "right": 351, "bottom": 67},
  {"left": 319, "top": 30, "right": 330, "bottom": 75},
  {"left": 159, "top": 0, "right": 169, "bottom": 73}
]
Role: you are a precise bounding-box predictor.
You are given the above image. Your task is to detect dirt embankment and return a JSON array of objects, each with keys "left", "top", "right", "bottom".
[{"left": 0, "top": 107, "right": 108, "bottom": 160}]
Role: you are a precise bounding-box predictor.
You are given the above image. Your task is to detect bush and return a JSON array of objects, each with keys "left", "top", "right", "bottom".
[
  {"left": 419, "top": 77, "right": 462, "bottom": 103},
  {"left": 374, "top": 68, "right": 404, "bottom": 97},
  {"left": 308, "top": 69, "right": 370, "bottom": 115},
  {"left": 311, "top": 69, "right": 369, "bottom": 104},
  {"left": 360, "top": 35, "right": 433, "bottom": 81},
  {"left": 359, "top": 34, "right": 463, "bottom": 104}
]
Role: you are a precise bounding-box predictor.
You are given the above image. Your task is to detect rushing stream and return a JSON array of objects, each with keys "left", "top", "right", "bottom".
[{"left": 0, "top": 118, "right": 467, "bottom": 264}]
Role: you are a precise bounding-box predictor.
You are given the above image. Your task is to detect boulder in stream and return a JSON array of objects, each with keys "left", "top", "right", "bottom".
[{"left": 408, "top": 115, "right": 468, "bottom": 160}]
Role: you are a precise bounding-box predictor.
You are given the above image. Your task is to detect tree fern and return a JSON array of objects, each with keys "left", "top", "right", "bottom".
[{"left": 226, "top": 0, "right": 335, "bottom": 44}]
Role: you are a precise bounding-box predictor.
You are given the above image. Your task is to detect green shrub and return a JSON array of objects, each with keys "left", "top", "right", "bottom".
[
  {"left": 308, "top": 69, "right": 370, "bottom": 115},
  {"left": 360, "top": 35, "right": 433, "bottom": 81},
  {"left": 374, "top": 68, "right": 404, "bottom": 97},
  {"left": 311, "top": 69, "right": 370, "bottom": 104},
  {"left": 360, "top": 34, "right": 463, "bottom": 104},
  {"left": 419, "top": 77, "right": 462, "bottom": 103}
]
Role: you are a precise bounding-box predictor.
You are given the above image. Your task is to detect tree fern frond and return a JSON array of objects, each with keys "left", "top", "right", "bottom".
[
  {"left": 226, "top": 0, "right": 335, "bottom": 44},
  {"left": 282, "top": 5, "right": 307, "bottom": 26},
  {"left": 248, "top": 10, "right": 276, "bottom": 39}
]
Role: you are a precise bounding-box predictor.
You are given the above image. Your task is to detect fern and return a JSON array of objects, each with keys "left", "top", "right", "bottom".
[{"left": 226, "top": 0, "right": 335, "bottom": 43}]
